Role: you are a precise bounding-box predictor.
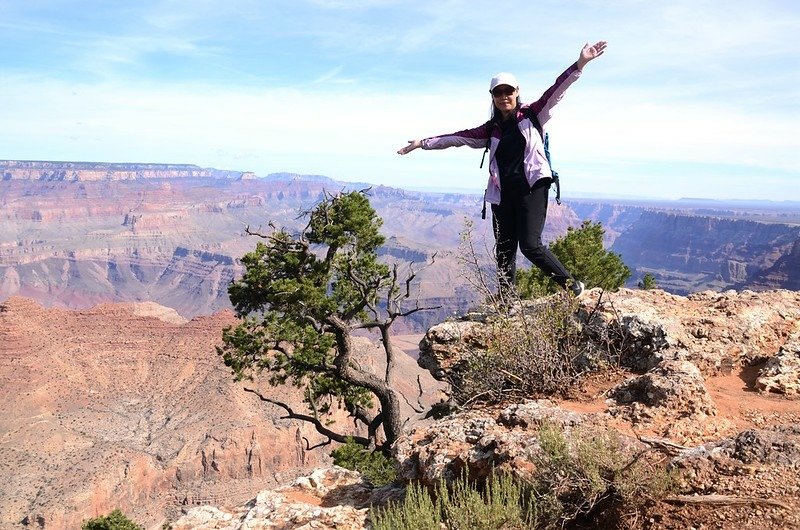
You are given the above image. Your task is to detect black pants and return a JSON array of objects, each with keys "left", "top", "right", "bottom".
[{"left": 491, "top": 178, "right": 572, "bottom": 290}]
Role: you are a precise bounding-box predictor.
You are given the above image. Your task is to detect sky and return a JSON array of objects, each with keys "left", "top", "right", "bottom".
[{"left": 0, "top": 0, "right": 798, "bottom": 201}]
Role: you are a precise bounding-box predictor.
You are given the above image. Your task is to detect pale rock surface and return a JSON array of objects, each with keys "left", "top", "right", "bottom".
[
  {"left": 420, "top": 288, "right": 800, "bottom": 396},
  {"left": 393, "top": 399, "right": 609, "bottom": 486},
  {"left": 577, "top": 288, "right": 800, "bottom": 374},
  {"left": 608, "top": 360, "right": 731, "bottom": 441},
  {"left": 756, "top": 330, "right": 800, "bottom": 395},
  {"left": 171, "top": 466, "right": 403, "bottom": 530}
]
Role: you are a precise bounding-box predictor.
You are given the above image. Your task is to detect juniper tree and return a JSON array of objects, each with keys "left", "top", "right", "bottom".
[
  {"left": 218, "top": 191, "right": 435, "bottom": 451},
  {"left": 517, "top": 220, "right": 631, "bottom": 298},
  {"left": 638, "top": 272, "right": 658, "bottom": 290}
]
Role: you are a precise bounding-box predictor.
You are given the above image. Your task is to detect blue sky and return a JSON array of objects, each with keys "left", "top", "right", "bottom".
[{"left": 0, "top": 0, "right": 797, "bottom": 201}]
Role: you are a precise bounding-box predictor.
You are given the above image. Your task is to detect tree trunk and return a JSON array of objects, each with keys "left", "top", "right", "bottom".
[{"left": 329, "top": 316, "right": 404, "bottom": 447}]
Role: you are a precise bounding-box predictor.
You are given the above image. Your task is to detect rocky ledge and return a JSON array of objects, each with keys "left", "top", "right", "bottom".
[{"left": 171, "top": 288, "right": 800, "bottom": 529}]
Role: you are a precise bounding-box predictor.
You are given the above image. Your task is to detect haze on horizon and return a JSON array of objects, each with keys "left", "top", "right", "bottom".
[{"left": 0, "top": 0, "right": 797, "bottom": 202}]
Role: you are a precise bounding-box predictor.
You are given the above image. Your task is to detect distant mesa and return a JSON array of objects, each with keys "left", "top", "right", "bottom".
[{"left": 0, "top": 160, "right": 255, "bottom": 181}]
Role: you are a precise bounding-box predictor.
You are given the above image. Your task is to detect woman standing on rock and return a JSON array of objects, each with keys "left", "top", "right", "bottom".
[{"left": 397, "top": 41, "right": 607, "bottom": 297}]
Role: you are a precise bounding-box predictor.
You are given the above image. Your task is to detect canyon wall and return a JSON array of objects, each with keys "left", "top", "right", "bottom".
[
  {"left": 1, "top": 161, "right": 798, "bottom": 329},
  {"left": 0, "top": 297, "right": 441, "bottom": 529},
  {"left": 611, "top": 211, "right": 800, "bottom": 293}
]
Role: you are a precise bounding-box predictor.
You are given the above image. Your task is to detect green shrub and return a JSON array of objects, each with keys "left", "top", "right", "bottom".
[
  {"left": 369, "top": 481, "right": 441, "bottom": 530},
  {"left": 517, "top": 220, "right": 631, "bottom": 298},
  {"left": 438, "top": 472, "right": 536, "bottom": 530},
  {"left": 371, "top": 424, "right": 674, "bottom": 530},
  {"left": 331, "top": 437, "right": 397, "bottom": 487},
  {"left": 637, "top": 272, "right": 657, "bottom": 290},
  {"left": 370, "top": 473, "right": 536, "bottom": 530},
  {"left": 81, "top": 509, "right": 143, "bottom": 530}
]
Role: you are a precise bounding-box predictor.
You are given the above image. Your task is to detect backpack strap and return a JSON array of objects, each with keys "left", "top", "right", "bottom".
[
  {"left": 524, "top": 107, "right": 561, "bottom": 205},
  {"left": 480, "top": 121, "right": 492, "bottom": 219},
  {"left": 544, "top": 132, "right": 561, "bottom": 205}
]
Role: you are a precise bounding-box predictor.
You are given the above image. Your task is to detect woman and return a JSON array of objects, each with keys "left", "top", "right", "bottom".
[{"left": 397, "top": 41, "right": 607, "bottom": 297}]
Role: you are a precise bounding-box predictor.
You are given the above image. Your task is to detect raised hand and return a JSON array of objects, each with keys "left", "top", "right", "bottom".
[{"left": 577, "top": 41, "right": 607, "bottom": 70}]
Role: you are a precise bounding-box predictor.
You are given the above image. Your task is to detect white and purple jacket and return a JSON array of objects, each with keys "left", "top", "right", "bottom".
[{"left": 421, "top": 62, "right": 582, "bottom": 205}]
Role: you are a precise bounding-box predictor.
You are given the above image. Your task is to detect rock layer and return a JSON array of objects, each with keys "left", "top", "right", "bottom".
[{"left": 0, "top": 297, "right": 439, "bottom": 529}]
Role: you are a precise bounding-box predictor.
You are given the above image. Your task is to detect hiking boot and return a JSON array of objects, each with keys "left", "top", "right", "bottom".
[{"left": 570, "top": 280, "right": 585, "bottom": 297}]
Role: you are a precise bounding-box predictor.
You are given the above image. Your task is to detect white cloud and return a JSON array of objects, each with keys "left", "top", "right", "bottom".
[{"left": 0, "top": 0, "right": 797, "bottom": 201}]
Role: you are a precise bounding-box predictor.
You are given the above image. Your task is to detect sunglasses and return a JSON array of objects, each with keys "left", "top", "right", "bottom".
[{"left": 491, "top": 86, "right": 516, "bottom": 97}]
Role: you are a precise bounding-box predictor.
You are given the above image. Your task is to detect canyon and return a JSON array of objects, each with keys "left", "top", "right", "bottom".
[
  {"left": 2, "top": 161, "right": 799, "bottom": 332},
  {"left": 1, "top": 161, "right": 799, "bottom": 529},
  {"left": 0, "top": 296, "right": 441, "bottom": 529}
]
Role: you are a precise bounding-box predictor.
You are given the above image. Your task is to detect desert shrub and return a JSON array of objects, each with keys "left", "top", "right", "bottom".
[
  {"left": 370, "top": 472, "right": 535, "bottom": 530},
  {"left": 437, "top": 471, "right": 536, "bottom": 530},
  {"left": 451, "top": 292, "right": 585, "bottom": 405},
  {"left": 373, "top": 425, "right": 673, "bottom": 530},
  {"left": 369, "top": 481, "right": 441, "bottom": 530},
  {"left": 531, "top": 423, "right": 675, "bottom": 528},
  {"left": 81, "top": 509, "right": 143, "bottom": 530},
  {"left": 331, "top": 437, "right": 397, "bottom": 487},
  {"left": 637, "top": 272, "right": 658, "bottom": 290},
  {"left": 517, "top": 220, "right": 631, "bottom": 298}
]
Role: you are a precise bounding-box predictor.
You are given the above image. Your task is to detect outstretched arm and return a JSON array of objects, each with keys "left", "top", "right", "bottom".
[
  {"left": 397, "top": 123, "right": 490, "bottom": 155},
  {"left": 397, "top": 139, "right": 422, "bottom": 155},
  {"left": 577, "top": 41, "right": 607, "bottom": 70}
]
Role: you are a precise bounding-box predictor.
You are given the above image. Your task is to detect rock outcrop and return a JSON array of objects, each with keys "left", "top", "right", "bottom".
[
  {"left": 171, "top": 467, "right": 403, "bottom": 530},
  {"left": 755, "top": 330, "right": 800, "bottom": 395},
  {"left": 405, "top": 287, "right": 800, "bottom": 478},
  {"left": 421, "top": 288, "right": 800, "bottom": 393}
]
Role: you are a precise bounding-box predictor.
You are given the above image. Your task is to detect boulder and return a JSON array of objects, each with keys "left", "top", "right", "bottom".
[
  {"left": 608, "top": 360, "right": 730, "bottom": 441},
  {"left": 393, "top": 400, "right": 603, "bottom": 487},
  {"left": 756, "top": 331, "right": 800, "bottom": 395}
]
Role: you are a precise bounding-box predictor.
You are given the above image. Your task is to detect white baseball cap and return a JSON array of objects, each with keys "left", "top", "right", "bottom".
[{"left": 489, "top": 72, "right": 519, "bottom": 93}]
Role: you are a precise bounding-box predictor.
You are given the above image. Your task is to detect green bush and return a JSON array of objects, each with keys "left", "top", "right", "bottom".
[
  {"left": 438, "top": 472, "right": 536, "bottom": 530},
  {"left": 370, "top": 473, "right": 536, "bottom": 530},
  {"left": 81, "top": 509, "right": 143, "bottom": 530},
  {"left": 331, "top": 437, "right": 397, "bottom": 487},
  {"left": 370, "top": 481, "right": 441, "bottom": 530},
  {"left": 517, "top": 220, "right": 631, "bottom": 298},
  {"left": 637, "top": 272, "right": 657, "bottom": 290}
]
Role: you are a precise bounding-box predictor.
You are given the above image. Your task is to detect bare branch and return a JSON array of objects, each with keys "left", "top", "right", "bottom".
[
  {"left": 346, "top": 403, "right": 376, "bottom": 429},
  {"left": 367, "top": 413, "right": 384, "bottom": 450},
  {"left": 416, "top": 374, "right": 425, "bottom": 410},
  {"left": 637, "top": 436, "right": 691, "bottom": 456},
  {"left": 400, "top": 304, "right": 442, "bottom": 317},
  {"left": 302, "top": 437, "right": 333, "bottom": 451},
  {"left": 244, "top": 225, "right": 273, "bottom": 239},
  {"left": 244, "top": 387, "right": 370, "bottom": 446},
  {"left": 348, "top": 319, "right": 386, "bottom": 332},
  {"left": 380, "top": 324, "right": 395, "bottom": 386},
  {"left": 398, "top": 384, "right": 426, "bottom": 414},
  {"left": 665, "top": 495, "right": 791, "bottom": 510}
]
